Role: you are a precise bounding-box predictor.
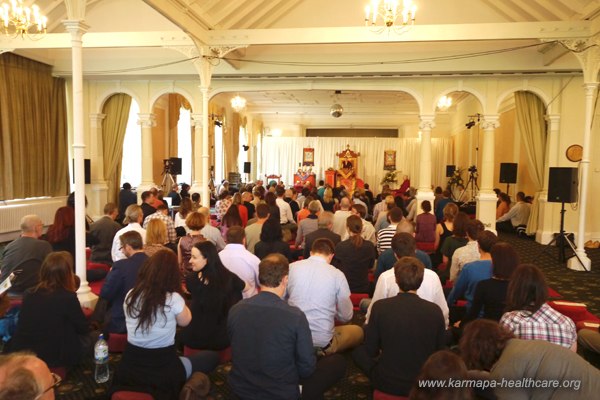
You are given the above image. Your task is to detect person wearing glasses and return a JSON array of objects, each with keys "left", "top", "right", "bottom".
[
  {"left": 0, "top": 352, "right": 61, "bottom": 400},
  {"left": 8, "top": 252, "right": 95, "bottom": 370}
]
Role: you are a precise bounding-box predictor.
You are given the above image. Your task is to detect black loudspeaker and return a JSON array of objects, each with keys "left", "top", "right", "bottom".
[
  {"left": 548, "top": 167, "right": 578, "bottom": 203},
  {"left": 243, "top": 162, "right": 251, "bottom": 174},
  {"left": 169, "top": 157, "right": 182, "bottom": 175},
  {"left": 499, "top": 163, "right": 518, "bottom": 184},
  {"left": 72, "top": 158, "right": 91, "bottom": 184},
  {"left": 446, "top": 165, "right": 456, "bottom": 177}
]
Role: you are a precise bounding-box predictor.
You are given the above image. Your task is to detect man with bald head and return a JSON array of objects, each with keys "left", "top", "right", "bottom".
[
  {"left": 0, "top": 352, "right": 58, "bottom": 400},
  {"left": 0, "top": 215, "right": 52, "bottom": 296},
  {"left": 331, "top": 196, "right": 353, "bottom": 237}
]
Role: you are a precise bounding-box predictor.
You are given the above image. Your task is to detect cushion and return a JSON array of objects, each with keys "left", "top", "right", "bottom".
[
  {"left": 183, "top": 346, "right": 232, "bottom": 364},
  {"left": 373, "top": 390, "right": 408, "bottom": 400},
  {"left": 576, "top": 321, "right": 600, "bottom": 332},
  {"left": 111, "top": 392, "right": 154, "bottom": 400},
  {"left": 548, "top": 301, "right": 588, "bottom": 322},
  {"left": 416, "top": 242, "right": 436, "bottom": 253},
  {"left": 108, "top": 333, "right": 128, "bottom": 353}
]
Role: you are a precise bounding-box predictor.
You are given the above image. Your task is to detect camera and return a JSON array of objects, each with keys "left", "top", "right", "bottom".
[
  {"left": 468, "top": 165, "right": 477, "bottom": 173},
  {"left": 163, "top": 159, "right": 174, "bottom": 173}
]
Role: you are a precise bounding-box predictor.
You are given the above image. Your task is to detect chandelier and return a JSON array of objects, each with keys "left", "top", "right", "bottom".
[
  {"left": 364, "top": 0, "right": 416, "bottom": 32},
  {"left": 230, "top": 94, "right": 247, "bottom": 113},
  {"left": 1, "top": 0, "right": 47, "bottom": 39},
  {"left": 437, "top": 95, "right": 452, "bottom": 111}
]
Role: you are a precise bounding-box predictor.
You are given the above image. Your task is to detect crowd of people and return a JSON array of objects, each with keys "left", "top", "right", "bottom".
[{"left": 0, "top": 178, "right": 599, "bottom": 400}]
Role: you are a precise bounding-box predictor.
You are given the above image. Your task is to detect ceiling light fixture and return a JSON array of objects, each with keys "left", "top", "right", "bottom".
[
  {"left": 437, "top": 95, "right": 452, "bottom": 111},
  {"left": 364, "top": 0, "right": 416, "bottom": 33},
  {"left": 330, "top": 103, "right": 344, "bottom": 118},
  {"left": 1, "top": 0, "right": 47, "bottom": 39},
  {"left": 230, "top": 94, "right": 246, "bottom": 113}
]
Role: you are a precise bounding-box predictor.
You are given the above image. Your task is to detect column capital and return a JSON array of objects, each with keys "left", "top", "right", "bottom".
[
  {"left": 481, "top": 115, "right": 500, "bottom": 131},
  {"left": 191, "top": 113, "right": 203, "bottom": 127},
  {"left": 560, "top": 38, "right": 600, "bottom": 83},
  {"left": 62, "top": 20, "right": 90, "bottom": 38},
  {"left": 137, "top": 113, "right": 156, "bottom": 128},
  {"left": 418, "top": 115, "right": 436, "bottom": 130},
  {"left": 545, "top": 114, "right": 560, "bottom": 131},
  {"left": 89, "top": 113, "right": 106, "bottom": 128}
]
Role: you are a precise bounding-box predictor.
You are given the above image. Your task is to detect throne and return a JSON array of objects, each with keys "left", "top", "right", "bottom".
[
  {"left": 334, "top": 145, "right": 364, "bottom": 193},
  {"left": 265, "top": 174, "right": 281, "bottom": 185}
]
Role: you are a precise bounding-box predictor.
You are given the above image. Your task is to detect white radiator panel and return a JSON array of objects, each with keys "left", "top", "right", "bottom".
[{"left": 0, "top": 197, "right": 67, "bottom": 241}]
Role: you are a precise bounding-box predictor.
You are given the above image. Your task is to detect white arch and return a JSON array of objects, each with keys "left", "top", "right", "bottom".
[
  {"left": 432, "top": 86, "right": 486, "bottom": 114},
  {"left": 97, "top": 88, "right": 142, "bottom": 114},
  {"left": 496, "top": 86, "right": 551, "bottom": 113},
  {"left": 149, "top": 87, "right": 196, "bottom": 112}
]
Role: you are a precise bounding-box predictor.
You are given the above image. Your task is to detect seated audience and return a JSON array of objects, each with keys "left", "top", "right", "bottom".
[
  {"left": 111, "top": 204, "right": 146, "bottom": 262},
  {"left": 99, "top": 231, "right": 147, "bottom": 334},
  {"left": 174, "top": 197, "right": 194, "bottom": 235},
  {"left": 333, "top": 215, "right": 377, "bottom": 294},
  {"left": 181, "top": 241, "right": 244, "bottom": 351},
  {"left": 431, "top": 202, "right": 458, "bottom": 266},
  {"left": 373, "top": 195, "right": 396, "bottom": 232},
  {"left": 447, "top": 232, "right": 499, "bottom": 312},
  {"left": 500, "top": 263, "right": 577, "bottom": 350},
  {"left": 448, "top": 218, "right": 484, "bottom": 282},
  {"left": 197, "top": 207, "right": 226, "bottom": 251},
  {"left": 231, "top": 193, "right": 248, "bottom": 227},
  {"left": 9, "top": 252, "right": 94, "bottom": 368},
  {"left": 376, "top": 207, "right": 405, "bottom": 254},
  {"left": 264, "top": 191, "right": 281, "bottom": 224},
  {"left": 496, "top": 192, "right": 511, "bottom": 219},
  {"left": 303, "top": 212, "right": 341, "bottom": 260},
  {"left": 295, "top": 199, "right": 320, "bottom": 249},
  {"left": 367, "top": 233, "right": 448, "bottom": 327},
  {"left": 439, "top": 211, "right": 470, "bottom": 283},
  {"left": 254, "top": 218, "right": 292, "bottom": 261},
  {"left": 434, "top": 190, "right": 453, "bottom": 223},
  {"left": 112, "top": 250, "right": 219, "bottom": 399},
  {"left": 220, "top": 202, "right": 243, "bottom": 241},
  {"left": 415, "top": 200, "right": 436, "bottom": 244},
  {"left": 0, "top": 352, "right": 59, "bottom": 400},
  {"left": 345, "top": 203, "right": 376, "bottom": 244},
  {"left": 219, "top": 226, "right": 260, "bottom": 298},
  {"left": 288, "top": 238, "right": 363, "bottom": 355},
  {"left": 353, "top": 257, "right": 446, "bottom": 397},
  {"left": 118, "top": 182, "right": 137, "bottom": 222},
  {"left": 496, "top": 191, "right": 531, "bottom": 232},
  {"left": 244, "top": 203, "right": 269, "bottom": 254},
  {"left": 143, "top": 219, "right": 171, "bottom": 257},
  {"left": 409, "top": 350, "right": 472, "bottom": 400},
  {"left": 331, "top": 197, "right": 353, "bottom": 238},
  {"left": 460, "top": 319, "right": 600, "bottom": 399},
  {"left": 320, "top": 187, "right": 337, "bottom": 212},
  {"left": 140, "top": 190, "right": 157, "bottom": 223},
  {"left": 177, "top": 212, "right": 207, "bottom": 274},
  {"left": 45, "top": 206, "right": 76, "bottom": 258},
  {"left": 0, "top": 215, "right": 52, "bottom": 297},
  {"left": 214, "top": 192, "right": 232, "bottom": 222},
  {"left": 89, "top": 202, "right": 121, "bottom": 265},
  {"left": 296, "top": 195, "right": 315, "bottom": 223},
  {"left": 227, "top": 253, "right": 346, "bottom": 400},
  {"left": 142, "top": 204, "right": 177, "bottom": 244}
]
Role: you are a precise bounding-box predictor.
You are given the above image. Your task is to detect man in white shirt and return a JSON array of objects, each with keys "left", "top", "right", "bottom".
[
  {"left": 449, "top": 219, "right": 484, "bottom": 282},
  {"left": 331, "top": 197, "right": 353, "bottom": 237},
  {"left": 245, "top": 204, "right": 269, "bottom": 253},
  {"left": 496, "top": 191, "right": 531, "bottom": 232},
  {"left": 275, "top": 186, "right": 296, "bottom": 227},
  {"left": 219, "top": 226, "right": 260, "bottom": 298},
  {"left": 366, "top": 233, "right": 449, "bottom": 327},
  {"left": 111, "top": 204, "right": 146, "bottom": 262},
  {"left": 342, "top": 204, "right": 376, "bottom": 244}
]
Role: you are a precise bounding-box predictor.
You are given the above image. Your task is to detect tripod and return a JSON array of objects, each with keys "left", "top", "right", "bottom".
[
  {"left": 459, "top": 172, "right": 479, "bottom": 202},
  {"left": 161, "top": 168, "right": 175, "bottom": 193},
  {"left": 542, "top": 202, "right": 587, "bottom": 270}
]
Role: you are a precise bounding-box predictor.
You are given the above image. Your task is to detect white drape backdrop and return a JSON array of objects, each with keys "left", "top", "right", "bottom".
[{"left": 261, "top": 137, "right": 453, "bottom": 190}]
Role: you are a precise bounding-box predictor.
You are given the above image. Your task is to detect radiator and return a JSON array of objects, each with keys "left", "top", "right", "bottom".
[{"left": 0, "top": 197, "right": 67, "bottom": 241}]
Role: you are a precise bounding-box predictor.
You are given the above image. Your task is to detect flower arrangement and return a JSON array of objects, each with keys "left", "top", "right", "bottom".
[
  {"left": 381, "top": 170, "right": 400, "bottom": 185},
  {"left": 447, "top": 168, "right": 464, "bottom": 188}
]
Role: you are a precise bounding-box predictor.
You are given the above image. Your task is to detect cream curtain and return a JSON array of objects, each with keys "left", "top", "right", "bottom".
[
  {"left": 102, "top": 93, "right": 132, "bottom": 204},
  {"left": 0, "top": 53, "right": 68, "bottom": 200},
  {"left": 261, "top": 137, "right": 453, "bottom": 190},
  {"left": 224, "top": 113, "right": 241, "bottom": 178},
  {"left": 514, "top": 91, "right": 547, "bottom": 235}
]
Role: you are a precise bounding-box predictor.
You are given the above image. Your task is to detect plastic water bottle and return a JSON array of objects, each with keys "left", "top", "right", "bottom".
[{"left": 94, "top": 333, "right": 110, "bottom": 383}]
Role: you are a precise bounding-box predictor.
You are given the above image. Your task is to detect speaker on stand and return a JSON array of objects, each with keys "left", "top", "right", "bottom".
[
  {"left": 542, "top": 167, "right": 587, "bottom": 271},
  {"left": 499, "top": 163, "right": 517, "bottom": 196},
  {"left": 445, "top": 165, "right": 456, "bottom": 178}
]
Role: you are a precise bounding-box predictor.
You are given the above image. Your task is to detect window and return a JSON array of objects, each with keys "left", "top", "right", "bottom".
[{"left": 120, "top": 101, "right": 141, "bottom": 188}]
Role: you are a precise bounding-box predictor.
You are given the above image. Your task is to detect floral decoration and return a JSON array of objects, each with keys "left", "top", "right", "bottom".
[{"left": 381, "top": 170, "right": 400, "bottom": 185}]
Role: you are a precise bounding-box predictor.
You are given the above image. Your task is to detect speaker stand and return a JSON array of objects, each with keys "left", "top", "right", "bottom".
[
  {"left": 161, "top": 171, "right": 176, "bottom": 193},
  {"left": 505, "top": 183, "right": 511, "bottom": 197},
  {"left": 541, "top": 202, "right": 588, "bottom": 271}
]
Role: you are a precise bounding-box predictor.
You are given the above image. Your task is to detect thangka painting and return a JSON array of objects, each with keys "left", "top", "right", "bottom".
[
  {"left": 303, "top": 148, "right": 315, "bottom": 166},
  {"left": 384, "top": 150, "right": 396, "bottom": 171}
]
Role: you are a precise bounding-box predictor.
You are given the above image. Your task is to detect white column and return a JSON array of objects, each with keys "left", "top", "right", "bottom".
[
  {"left": 136, "top": 113, "right": 156, "bottom": 199},
  {"left": 201, "top": 87, "right": 210, "bottom": 207},
  {"left": 536, "top": 115, "right": 560, "bottom": 244},
  {"left": 190, "top": 113, "right": 204, "bottom": 202},
  {"left": 476, "top": 116, "right": 500, "bottom": 232},
  {"left": 64, "top": 20, "right": 96, "bottom": 306},
  {"left": 567, "top": 84, "right": 596, "bottom": 271},
  {"left": 416, "top": 116, "right": 435, "bottom": 211}
]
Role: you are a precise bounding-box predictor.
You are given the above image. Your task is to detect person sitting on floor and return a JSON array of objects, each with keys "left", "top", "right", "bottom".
[
  {"left": 111, "top": 250, "right": 219, "bottom": 399},
  {"left": 181, "top": 241, "right": 244, "bottom": 352},
  {"left": 111, "top": 204, "right": 146, "bottom": 263},
  {"left": 89, "top": 202, "right": 121, "bottom": 266},
  {"left": 495, "top": 191, "right": 531, "bottom": 233},
  {"left": 448, "top": 218, "right": 484, "bottom": 283},
  {"left": 302, "top": 212, "right": 341, "bottom": 260},
  {"left": 439, "top": 211, "right": 470, "bottom": 284},
  {"left": 219, "top": 226, "right": 260, "bottom": 299},
  {"left": 414, "top": 200, "right": 436, "bottom": 246},
  {"left": 142, "top": 204, "right": 177, "bottom": 245},
  {"left": 288, "top": 238, "right": 363, "bottom": 356},
  {"left": 0, "top": 352, "right": 59, "bottom": 400},
  {"left": 409, "top": 350, "right": 473, "bottom": 400},
  {"left": 143, "top": 219, "right": 172, "bottom": 257},
  {"left": 500, "top": 263, "right": 577, "bottom": 351},
  {"left": 353, "top": 256, "right": 446, "bottom": 398},
  {"left": 254, "top": 218, "right": 292, "bottom": 262},
  {"left": 177, "top": 212, "right": 207, "bottom": 274}
]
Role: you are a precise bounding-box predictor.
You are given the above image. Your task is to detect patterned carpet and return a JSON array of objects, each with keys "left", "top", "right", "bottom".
[{"left": 2, "top": 231, "right": 600, "bottom": 399}]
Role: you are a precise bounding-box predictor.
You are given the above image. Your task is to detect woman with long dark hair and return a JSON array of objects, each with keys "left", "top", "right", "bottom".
[
  {"left": 112, "top": 250, "right": 219, "bottom": 399},
  {"left": 174, "top": 197, "right": 194, "bottom": 234},
  {"left": 254, "top": 218, "right": 292, "bottom": 261},
  {"left": 333, "top": 215, "right": 377, "bottom": 294},
  {"left": 10, "top": 252, "right": 93, "bottom": 368},
  {"left": 181, "top": 241, "right": 245, "bottom": 350},
  {"left": 264, "top": 191, "right": 281, "bottom": 223},
  {"left": 45, "top": 206, "right": 76, "bottom": 257},
  {"left": 500, "top": 263, "right": 577, "bottom": 351},
  {"left": 220, "top": 202, "right": 243, "bottom": 241}
]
